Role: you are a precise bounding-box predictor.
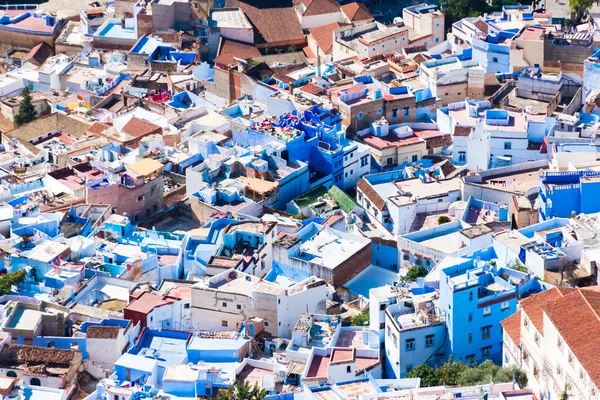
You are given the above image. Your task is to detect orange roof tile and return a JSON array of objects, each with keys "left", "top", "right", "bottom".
[{"left": 501, "top": 309, "right": 521, "bottom": 346}]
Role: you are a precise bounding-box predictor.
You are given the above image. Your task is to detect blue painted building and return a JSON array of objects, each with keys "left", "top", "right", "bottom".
[
  {"left": 439, "top": 253, "right": 547, "bottom": 365},
  {"left": 538, "top": 171, "right": 600, "bottom": 220},
  {"left": 234, "top": 106, "right": 368, "bottom": 191}
]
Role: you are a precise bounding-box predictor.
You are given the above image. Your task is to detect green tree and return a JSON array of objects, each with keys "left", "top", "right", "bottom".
[
  {"left": 288, "top": 44, "right": 297, "bottom": 52},
  {"left": 437, "top": 215, "right": 451, "bottom": 225},
  {"left": 14, "top": 87, "right": 37, "bottom": 126},
  {"left": 457, "top": 360, "right": 528, "bottom": 388},
  {"left": 560, "top": 385, "right": 569, "bottom": 400},
  {"left": 350, "top": 309, "right": 370, "bottom": 326},
  {"left": 0, "top": 270, "right": 27, "bottom": 295},
  {"left": 437, "top": 358, "right": 467, "bottom": 386},
  {"left": 216, "top": 380, "right": 267, "bottom": 400},
  {"left": 569, "top": 0, "right": 594, "bottom": 23},
  {"left": 401, "top": 265, "right": 429, "bottom": 283},
  {"left": 406, "top": 364, "right": 439, "bottom": 387}
]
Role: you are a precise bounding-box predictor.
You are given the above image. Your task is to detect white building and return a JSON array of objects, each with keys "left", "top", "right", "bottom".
[
  {"left": 384, "top": 290, "right": 446, "bottom": 379},
  {"left": 333, "top": 22, "right": 408, "bottom": 62},
  {"left": 190, "top": 269, "right": 327, "bottom": 337},
  {"left": 502, "top": 287, "right": 600, "bottom": 400},
  {"left": 438, "top": 99, "right": 553, "bottom": 170}
]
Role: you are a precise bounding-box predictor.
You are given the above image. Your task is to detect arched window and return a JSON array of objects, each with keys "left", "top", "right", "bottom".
[
  {"left": 346, "top": 366, "right": 351, "bottom": 373},
  {"left": 6, "top": 371, "right": 16, "bottom": 378},
  {"left": 30, "top": 378, "right": 41, "bottom": 386}
]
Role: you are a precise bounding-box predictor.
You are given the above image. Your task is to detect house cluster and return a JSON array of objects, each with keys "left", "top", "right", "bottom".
[{"left": 0, "top": 0, "right": 596, "bottom": 399}]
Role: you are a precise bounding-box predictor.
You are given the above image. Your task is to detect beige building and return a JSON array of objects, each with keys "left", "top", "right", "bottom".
[
  {"left": 402, "top": 3, "right": 444, "bottom": 49},
  {"left": 190, "top": 269, "right": 327, "bottom": 337}
]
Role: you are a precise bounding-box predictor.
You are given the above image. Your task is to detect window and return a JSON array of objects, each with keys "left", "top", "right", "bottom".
[
  {"left": 30, "top": 378, "right": 41, "bottom": 386},
  {"left": 278, "top": 299, "right": 281, "bottom": 304},
  {"left": 222, "top": 302, "right": 227, "bottom": 308},
  {"left": 412, "top": 155, "right": 418, "bottom": 162},
  {"left": 557, "top": 337, "right": 562, "bottom": 349},
  {"left": 466, "top": 354, "right": 475, "bottom": 364},
  {"left": 345, "top": 172, "right": 348, "bottom": 178},
  {"left": 350, "top": 169, "right": 353, "bottom": 175},
  {"left": 137, "top": 194, "right": 145, "bottom": 202},
  {"left": 222, "top": 320, "right": 228, "bottom": 327},
  {"left": 392, "top": 109, "right": 398, "bottom": 118},
  {"left": 380, "top": 303, "right": 386, "bottom": 311},
  {"left": 406, "top": 364, "right": 414, "bottom": 373},
  {"left": 468, "top": 333, "right": 472, "bottom": 344},
  {"left": 568, "top": 351, "right": 573, "bottom": 365},
  {"left": 237, "top": 304, "right": 242, "bottom": 310},
  {"left": 493, "top": 57, "right": 498, "bottom": 63},
  {"left": 184, "top": 303, "right": 190, "bottom": 309},
  {"left": 5, "top": 371, "right": 16, "bottom": 378},
  {"left": 372, "top": 47, "right": 376, "bottom": 52},
  {"left": 504, "top": 141, "right": 512, "bottom": 150},
  {"left": 346, "top": 365, "right": 352, "bottom": 373},
  {"left": 342, "top": 110, "right": 347, "bottom": 118},
  {"left": 481, "top": 346, "right": 491, "bottom": 358},
  {"left": 345, "top": 155, "right": 348, "bottom": 161},
  {"left": 403, "top": 107, "right": 410, "bottom": 117},
  {"left": 361, "top": 156, "right": 369, "bottom": 167},
  {"left": 501, "top": 301, "right": 509, "bottom": 311},
  {"left": 459, "top": 152, "right": 466, "bottom": 162},
  {"left": 468, "top": 313, "right": 473, "bottom": 322},
  {"left": 264, "top": 321, "right": 269, "bottom": 327},
  {"left": 387, "top": 157, "right": 393, "bottom": 166},
  {"left": 377, "top": 108, "right": 383, "bottom": 115},
  {"left": 380, "top": 322, "right": 385, "bottom": 329},
  {"left": 436, "top": 22, "right": 440, "bottom": 27},
  {"left": 425, "top": 334, "right": 434, "bottom": 348},
  {"left": 335, "top": 174, "right": 342, "bottom": 182},
  {"left": 483, "top": 307, "right": 491, "bottom": 317},
  {"left": 435, "top": 37, "right": 439, "bottom": 43},
  {"left": 405, "top": 338, "right": 415, "bottom": 351},
  {"left": 469, "top": 292, "right": 473, "bottom": 301},
  {"left": 534, "top": 333, "right": 540, "bottom": 345},
  {"left": 358, "top": 112, "right": 364, "bottom": 120},
  {"left": 481, "top": 326, "right": 491, "bottom": 340}
]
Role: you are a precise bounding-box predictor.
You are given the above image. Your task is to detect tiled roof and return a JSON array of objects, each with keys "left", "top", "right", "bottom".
[
  {"left": 87, "top": 122, "right": 110, "bottom": 135},
  {"left": 87, "top": 326, "right": 121, "bottom": 339},
  {"left": 309, "top": 22, "right": 348, "bottom": 54},
  {"left": 357, "top": 178, "right": 386, "bottom": 211},
  {"left": 453, "top": 125, "right": 473, "bottom": 137},
  {"left": 214, "top": 39, "right": 261, "bottom": 67},
  {"left": 226, "top": 0, "right": 305, "bottom": 45},
  {"left": 500, "top": 309, "right": 521, "bottom": 346},
  {"left": 520, "top": 287, "right": 572, "bottom": 332},
  {"left": 120, "top": 117, "right": 162, "bottom": 139},
  {"left": 22, "top": 42, "right": 53, "bottom": 67},
  {"left": 301, "top": 0, "right": 340, "bottom": 16},
  {"left": 4, "top": 113, "right": 91, "bottom": 142},
  {"left": 340, "top": 2, "right": 373, "bottom": 22},
  {"left": 473, "top": 19, "right": 489, "bottom": 34},
  {"left": 299, "top": 82, "right": 325, "bottom": 95},
  {"left": 543, "top": 288, "right": 600, "bottom": 389}
]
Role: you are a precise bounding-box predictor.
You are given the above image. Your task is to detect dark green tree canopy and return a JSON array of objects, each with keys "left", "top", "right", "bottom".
[{"left": 15, "top": 87, "right": 37, "bottom": 126}]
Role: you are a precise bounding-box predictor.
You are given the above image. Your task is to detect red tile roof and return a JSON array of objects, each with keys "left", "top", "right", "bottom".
[
  {"left": 501, "top": 309, "right": 521, "bottom": 346},
  {"left": 87, "top": 122, "right": 110, "bottom": 135},
  {"left": 226, "top": 0, "right": 305, "bottom": 45},
  {"left": 309, "top": 22, "right": 348, "bottom": 54},
  {"left": 121, "top": 117, "right": 162, "bottom": 139},
  {"left": 520, "top": 287, "right": 572, "bottom": 332},
  {"left": 340, "top": 2, "right": 373, "bottom": 22},
  {"left": 543, "top": 288, "right": 600, "bottom": 389},
  {"left": 357, "top": 178, "right": 386, "bottom": 211},
  {"left": 124, "top": 292, "right": 174, "bottom": 315},
  {"left": 214, "top": 39, "right": 261, "bottom": 67},
  {"left": 299, "top": 82, "right": 325, "bottom": 95},
  {"left": 300, "top": 0, "right": 340, "bottom": 16}
]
